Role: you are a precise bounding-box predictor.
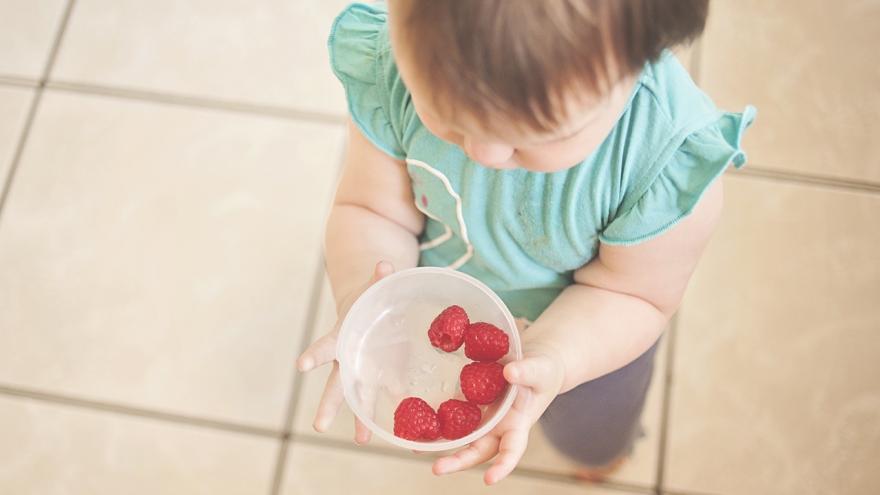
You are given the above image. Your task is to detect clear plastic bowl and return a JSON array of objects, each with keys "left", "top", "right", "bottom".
[{"left": 336, "top": 267, "right": 521, "bottom": 451}]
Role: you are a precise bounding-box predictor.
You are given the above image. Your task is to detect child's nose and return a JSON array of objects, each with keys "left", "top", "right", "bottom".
[{"left": 463, "top": 137, "right": 515, "bottom": 167}]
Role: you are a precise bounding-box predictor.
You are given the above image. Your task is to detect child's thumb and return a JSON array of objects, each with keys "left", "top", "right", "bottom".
[{"left": 503, "top": 354, "right": 560, "bottom": 390}]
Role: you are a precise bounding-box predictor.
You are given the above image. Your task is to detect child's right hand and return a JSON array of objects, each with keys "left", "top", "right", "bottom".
[{"left": 295, "top": 261, "right": 395, "bottom": 444}]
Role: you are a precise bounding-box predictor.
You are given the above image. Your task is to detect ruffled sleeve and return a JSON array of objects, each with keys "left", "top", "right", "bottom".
[
  {"left": 328, "top": 3, "right": 405, "bottom": 159},
  {"left": 599, "top": 106, "right": 757, "bottom": 245}
]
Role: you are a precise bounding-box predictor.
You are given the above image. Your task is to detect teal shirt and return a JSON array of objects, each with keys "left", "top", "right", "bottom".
[{"left": 330, "top": 3, "right": 755, "bottom": 322}]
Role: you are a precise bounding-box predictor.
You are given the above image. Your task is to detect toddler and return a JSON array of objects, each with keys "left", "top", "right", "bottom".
[{"left": 297, "top": 0, "right": 754, "bottom": 485}]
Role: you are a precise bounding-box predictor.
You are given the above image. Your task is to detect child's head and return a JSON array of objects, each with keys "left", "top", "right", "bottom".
[{"left": 388, "top": 0, "right": 708, "bottom": 171}]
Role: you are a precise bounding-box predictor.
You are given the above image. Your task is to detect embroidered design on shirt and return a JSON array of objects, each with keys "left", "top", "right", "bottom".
[{"left": 407, "top": 158, "right": 474, "bottom": 270}]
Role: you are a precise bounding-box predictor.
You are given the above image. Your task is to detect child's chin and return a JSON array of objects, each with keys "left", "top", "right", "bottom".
[{"left": 517, "top": 160, "right": 581, "bottom": 173}]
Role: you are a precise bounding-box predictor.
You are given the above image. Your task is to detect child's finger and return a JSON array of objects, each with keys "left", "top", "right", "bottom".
[
  {"left": 296, "top": 330, "right": 339, "bottom": 372},
  {"left": 353, "top": 372, "right": 378, "bottom": 444},
  {"left": 353, "top": 400, "right": 375, "bottom": 445},
  {"left": 484, "top": 429, "right": 528, "bottom": 485},
  {"left": 432, "top": 435, "right": 499, "bottom": 475},
  {"left": 297, "top": 261, "right": 394, "bottom": 373},
  {"left": 354, "top": 417, "right": 372, "bottom": 444},
  {"left": 313, "top": 362, "right": 344, "bottom": 432}
]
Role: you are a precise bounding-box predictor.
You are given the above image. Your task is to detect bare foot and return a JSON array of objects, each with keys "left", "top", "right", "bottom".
[{"left": 573, "top": 456, "right": 628, "bottom": 483}]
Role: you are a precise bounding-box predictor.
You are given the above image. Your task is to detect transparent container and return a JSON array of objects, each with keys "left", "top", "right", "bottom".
[{"left": 336, "top": 267, "right": 522, "bottom": 451}]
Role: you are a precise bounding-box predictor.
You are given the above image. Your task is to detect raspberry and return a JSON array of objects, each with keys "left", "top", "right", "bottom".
[
  {"left": 438, "top": 399, "right": 481, "bottom": 440},
  {"left": 464, "top": 322, "right": 510, "bottom": 362},
  {"left": 460, "top": 362, "right": 508, "bottom": 405},
  {"left": 428, "top": 305, "right": 469, "bottom": 352},
  {"left": 393, "top": 397, "right": 441, "bottom": 441}
]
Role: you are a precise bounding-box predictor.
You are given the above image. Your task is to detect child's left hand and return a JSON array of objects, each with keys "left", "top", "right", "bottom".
[{"left": 431, "top": 342, "right": 566, "bottom": 485}]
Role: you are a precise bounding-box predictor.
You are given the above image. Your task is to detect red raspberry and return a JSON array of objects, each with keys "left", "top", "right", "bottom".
[
  {"left": 438, "top": 399, "right": 482, "bottom": 440},
  {"left": 393, "top": 397, "right": 441, "bottom": 441},
  {"left": 460, "top": 362, "right": 508, "bottom": 405},
  {"left": 428, "top": 305, "right": 469, "bottom": 352},
  {"left": 464, "top": 322, "right": 510, "bottom": 362}
]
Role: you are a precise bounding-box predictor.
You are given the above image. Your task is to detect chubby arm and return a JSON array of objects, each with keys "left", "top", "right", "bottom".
[
  {"left": 523, "top": 180, "right": 724, "bottom": 392},
  {"left": 296, "top": 120, "right": 422, "bottom": 442},
  {"left": 432, "top": 181, "right": 725, "bottom": 484},
  {"left": 324, "top": 120, "right": 424, "bottom": 307}
]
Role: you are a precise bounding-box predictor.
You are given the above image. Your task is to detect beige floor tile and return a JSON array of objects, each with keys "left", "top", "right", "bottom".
[
  {"left": 698, "top": 0, "right": 880, "bottom": 183},
  {"left": 282, "top": 442, "right": 641, "bottom": 495},
  {"left": 0, "top": 395, "right": 277, "bottom": 494},
  {"left": 0, "top": 91, "right": 344, "bottom": 428},
  {"left": 520, "top": 337, "right": 666, "bottom": 487},
  {"left": 0, "top": 86, "right": 33, "bottom": 181},
  {"left": 666, "top": 176, "right": 880, "bottom": 494},
  {"left": 52, "top": 0, "right": 352, "bottom": 115},
  {"left": 0, "top": 0, "right": 67, "bottom": 79}
]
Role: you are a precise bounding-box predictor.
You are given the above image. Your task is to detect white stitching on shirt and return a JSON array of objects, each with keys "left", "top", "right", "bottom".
[{"left": 406, "top": 158, "right": 474, "bottom": 269}]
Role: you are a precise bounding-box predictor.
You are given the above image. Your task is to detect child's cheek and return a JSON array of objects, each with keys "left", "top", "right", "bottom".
[{"left": 419, "top": 113, "right": 462, "bottom": 147}]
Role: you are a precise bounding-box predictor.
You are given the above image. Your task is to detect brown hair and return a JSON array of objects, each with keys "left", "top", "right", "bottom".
[{"left": 392, "top": 0, "right": 709, "bottom": 133}]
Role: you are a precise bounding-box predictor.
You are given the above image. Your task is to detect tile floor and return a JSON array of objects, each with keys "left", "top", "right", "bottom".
[{"left": 0, "top": 1, "right": 877, "bottom": 494}]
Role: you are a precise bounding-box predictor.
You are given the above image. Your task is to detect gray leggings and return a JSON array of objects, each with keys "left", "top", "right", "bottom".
[{"left": 538, "top": 337, "right": 661, "bottom": 466}]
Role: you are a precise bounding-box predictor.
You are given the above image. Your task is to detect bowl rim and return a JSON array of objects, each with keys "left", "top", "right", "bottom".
[{"left": 336, "top": 266, "right": 521, "bottom": 451}]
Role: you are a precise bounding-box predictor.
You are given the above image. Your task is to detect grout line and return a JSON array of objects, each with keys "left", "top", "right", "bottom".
[
  {"left": 0, "top": 384, "right": 282, "bottom": 439},
  {"left": 281, "top": 257, "right": 328, "bottom": 431},
  {"left": 0, "top": 89, "right": 42, "bottom": 218},
  {"left": 294, "top": 433, "right": 435, "bottom": 464},
  {"left": 0, "top": 0, "right": 76, "bottom": 222},
  {"left": 280, "top": 141, "right": 347, "bottom": 438},
  {"left": 292, "top": 433, "right": 656, "bottom": 494},
  {"left": 40, "top": 0, "right": 77, "bottom": 83},
  {"left": 692, "top": 28, "right": 879, "bottom": 196},
  {"left": 511, "top": 468, "right": 655, "bottom": 494},
  {"left": 730, "top": 165, "right": 880, "bottom": 194},
  {"left": 40, "top": 84, "right": 880, "bottom": 197},
  {"left": 20, "top": 79, "right": 880, "bottom": 198},
  {"left": 268, "top": 441, "right": 289, "bottom": 495},
  {"left": 45, "top": 80, "right": 347, "bottom": 126},
  {"left": 270, "top": 144, "right": 346, "bottom": 495},
  {"left": 655, "top": 314, "right": 679, "bottom": 494},
  {"left": 0, "top": 75, "right": 39, "bottom": 89},
  {"left": 268, "top": 255, "right": 329, "bottom": 495},
  {"left": 661, "top": 489, "right": 720, "bottom": 495}
]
